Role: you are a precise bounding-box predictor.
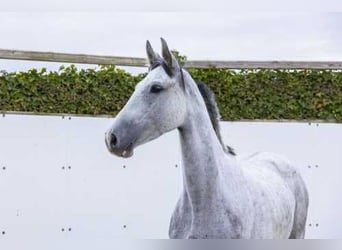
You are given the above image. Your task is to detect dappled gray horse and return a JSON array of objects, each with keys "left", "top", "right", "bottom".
[{"left": 105, "top": 38, "right": 309, "bottom": 239}]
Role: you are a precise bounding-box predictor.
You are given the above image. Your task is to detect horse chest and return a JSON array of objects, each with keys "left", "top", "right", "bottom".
[{"left": 169, "top": 192, "right": 251, "bottom": 239}]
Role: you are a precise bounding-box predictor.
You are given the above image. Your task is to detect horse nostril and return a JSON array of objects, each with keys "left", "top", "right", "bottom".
[{"left": 110, "top": 133, "right": 118, "bottom": 148}]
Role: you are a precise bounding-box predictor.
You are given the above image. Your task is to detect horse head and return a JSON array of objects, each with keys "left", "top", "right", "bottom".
[{"left": 105, "top": 38, "right": 187, "bottom": 158}]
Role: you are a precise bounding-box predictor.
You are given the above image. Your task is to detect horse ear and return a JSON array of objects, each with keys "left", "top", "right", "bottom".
[
  {"left": 161, "top": 37, "right": 185, "bottom": 89},
  {"left": 146, "top": 40, "right": 157, "bottom": 66},
  {"left": 160, "top": 37, "right": 174, "bottom": 68}
]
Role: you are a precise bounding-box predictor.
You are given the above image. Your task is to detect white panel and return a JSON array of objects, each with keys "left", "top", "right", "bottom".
[
  {"left": 0, "top": 114, "right": 342, "bottom": 248},
  {"left": 0, "top": 114, "right": 68, "bottom": 249},
  {"left": 63, "top": 116, "right": 181, "bottom": 239}
]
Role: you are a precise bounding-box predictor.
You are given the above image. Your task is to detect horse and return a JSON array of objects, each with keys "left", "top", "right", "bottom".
[{"left": 105, "top": 38, "right": 309, "bottom": 239}]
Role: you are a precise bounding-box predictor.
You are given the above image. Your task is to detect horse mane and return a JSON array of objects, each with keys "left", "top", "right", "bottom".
[
  {"left": 149, "top": 59, "right": 235, "bottom": 156},
  {"left": 196, "top": 81, "right": 236, "bottom": 156}
]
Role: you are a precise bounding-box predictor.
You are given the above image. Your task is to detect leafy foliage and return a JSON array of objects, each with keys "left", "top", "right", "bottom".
[
  {"left": 171, "top": 50, "right": 187, "bottom": 66},
  {"left": 0, "top": 65, "right": 143, "bottom": 116},
  {"left": 0, "top": 65, "right": 342, "bottom": 122},
  {"left": 189, "top": 68, "right": 342, "bottom": 122}
]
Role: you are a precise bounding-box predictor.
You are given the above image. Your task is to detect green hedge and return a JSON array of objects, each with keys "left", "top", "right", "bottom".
[
  {"left": 0, "top": 65, "right": 140, "bottom": 116},
  {"left": 189, "top": 68, "right": 342, "bottom": 122},
  {"left": 0, "top": 65, "right": 342, "bottom": 122}
]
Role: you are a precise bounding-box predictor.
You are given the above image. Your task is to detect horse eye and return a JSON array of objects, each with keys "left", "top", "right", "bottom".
[{"left": 150, "top": 84, "right": 164, "bottom": 93}]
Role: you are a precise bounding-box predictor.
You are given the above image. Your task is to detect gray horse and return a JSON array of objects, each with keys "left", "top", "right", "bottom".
[{"left": 105, "top": 38, "right": 309, "bottom": 239}]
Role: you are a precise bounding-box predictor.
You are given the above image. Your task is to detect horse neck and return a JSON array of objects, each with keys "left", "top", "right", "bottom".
[{"left": 178, "top": 72, "right": 241, "bottom": 206}]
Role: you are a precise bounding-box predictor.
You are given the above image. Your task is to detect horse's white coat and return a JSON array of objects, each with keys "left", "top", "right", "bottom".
[
  {"left": 105, "top": 39, "right": 309, "bottom": 239},
  {"left": 105, "top": 66, "right": 186, "bottom": 158}
]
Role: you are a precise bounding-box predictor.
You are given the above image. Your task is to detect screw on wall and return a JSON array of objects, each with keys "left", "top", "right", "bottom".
[
  {"left": 308, "top": 223, "right": 319, "bottom": 227},
  {"left": 2, "top": 166, "right": 6, "bottom": 170},
  {"left": 68, "top": 117, "right": 72, "bottom": 120},
  {"left": 123, "top": 165, "right": 126, "bottom": 169},
  {"left": 1, "top": 231, "right": 5, "bottom": 235},
  {"left": 175, "top": 164, "right": 178, "bottom": 168},
  {"left": 62, "top": 115, "right": 65, "bottom": 119},
  {"left": 2, "top": 113, "right": 5, "bottom": 117},
  {"left": 123, "top": 225, "right": 127, "bottom": 229},
  {"left": 307, "top": 165, "right": 319, "bottom": 169}
]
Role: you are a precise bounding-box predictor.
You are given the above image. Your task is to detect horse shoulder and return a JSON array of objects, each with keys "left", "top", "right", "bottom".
[{"left": 237, "top": 152, "right": 301, "bottom": 238}]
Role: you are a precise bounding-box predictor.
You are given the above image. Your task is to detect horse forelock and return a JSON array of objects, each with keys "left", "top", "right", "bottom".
[{"left": 149, "top": 59, "right": 173, "bottom": 77}]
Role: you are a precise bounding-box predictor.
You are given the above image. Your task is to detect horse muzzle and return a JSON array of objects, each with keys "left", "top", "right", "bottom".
[{"left": 105, "top": 131, "right": 135, "bottom": 158}]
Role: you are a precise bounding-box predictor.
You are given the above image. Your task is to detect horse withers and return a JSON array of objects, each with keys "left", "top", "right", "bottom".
[{"left": 105, "top": 38, "right": 309, "bottom": 239}]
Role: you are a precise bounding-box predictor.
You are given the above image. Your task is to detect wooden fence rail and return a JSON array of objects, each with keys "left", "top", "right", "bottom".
[{"left": 1, "top": 49, "right": 342, "bottom": 69}]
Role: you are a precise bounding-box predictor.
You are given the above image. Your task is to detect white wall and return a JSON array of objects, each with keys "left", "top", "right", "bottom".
[{"left": 0, "top": 114, "right": 341, "bottom": 248}]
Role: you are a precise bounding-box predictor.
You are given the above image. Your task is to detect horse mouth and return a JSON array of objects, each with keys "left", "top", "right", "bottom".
[
  {"left": 119, "top": 148, "right": 134, "bottom": 158},
  {"left": 108, "top": 145, "right": 134, "bottom": 158},
  {"left": 105, "top": 136, "right": 135, "bottom": 158}
]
